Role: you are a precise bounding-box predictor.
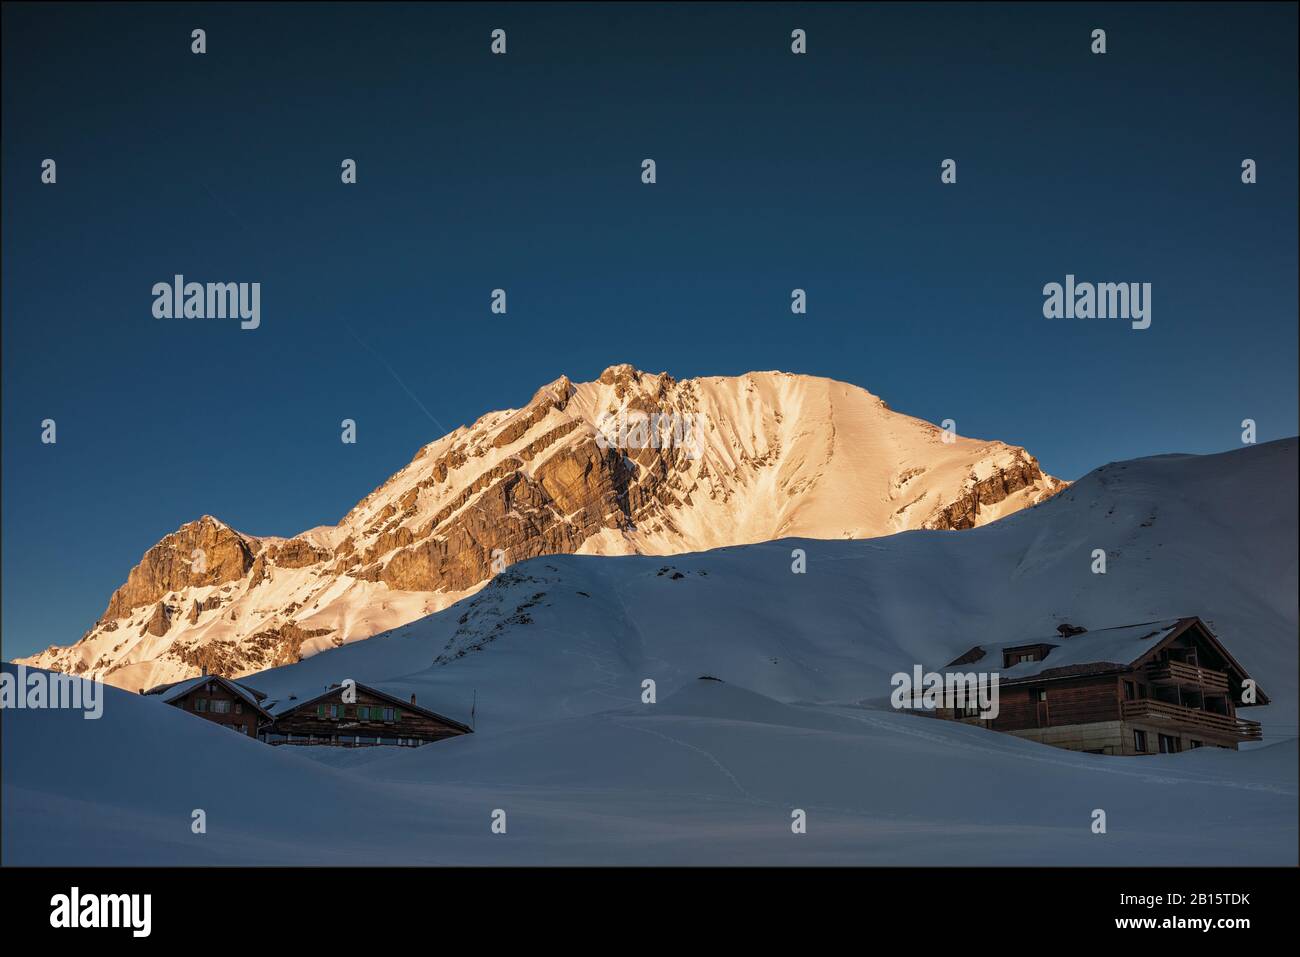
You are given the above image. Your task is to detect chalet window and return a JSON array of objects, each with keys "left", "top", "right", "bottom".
[
  {"left": 1190, "top": 740, "right": 1203, "bottom": 749},
  {"left": 1133, "top": 730, "right": 1147, "bottom": 753},
  {"left": 212, "top": 700, "right": 231, "bottom": 714},
  {"left": 195, "top": 698, "right": 208, "bottom": 712},
  {"left": 317, "top": 705, "right": 326, "bottom": 718},
  {"left": 328, "top": 704, "right": 341, "bottom": 719},
  {"left": 358, "top": 706, "right": 370, "bottom": 720},
  {"left": 1123, "top": 681, "right": 1136, "bottom": 701},
  {"left": 1006, "top": 644, "right": 1054, "bottom": 667},
  {"left": 235, "top": 703, "right": 243, "bottom": 714},
  {"left": 1158, "top": 734, "right": 1180, "bottom": 754},
  {"left": 382, "top": 707, "right": 395, "bottom": 721}
]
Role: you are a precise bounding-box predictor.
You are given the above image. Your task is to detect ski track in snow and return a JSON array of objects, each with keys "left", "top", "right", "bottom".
[{"left": 605, "top": 716, "right": 766, "bottom": 805}]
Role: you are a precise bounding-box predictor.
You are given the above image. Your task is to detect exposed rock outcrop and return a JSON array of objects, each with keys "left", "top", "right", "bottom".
[
  {"left": 925, "top": 453, "right": 1063, "bottom": 530},
  {"left": 102, "top": 516, "right": 254, "bottom": 622},
  {"left": 18, "top": 366, "right": 1066, "bottom": 690}
]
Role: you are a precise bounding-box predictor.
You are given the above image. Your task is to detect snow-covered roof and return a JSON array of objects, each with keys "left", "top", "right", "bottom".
[
  {"left": 158, "top": 675, "right": 268, "bottom": 712},
  {"left": 946, "top": 619, "right": 1186, "bottom": 681},
  {"left": 264, "top": 682, "right": 472, "bottom": 732}
]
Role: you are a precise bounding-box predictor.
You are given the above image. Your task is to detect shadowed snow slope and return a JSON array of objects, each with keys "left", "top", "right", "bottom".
[
  {"left": 242, "top": 437, "right": 1297, "bottom": 735},
  {"left": 3, "top": 439, "right": 1295, "bottom": 865},
  {"left": 3, "top": 668, "right": 1294, "bottom": 865}
]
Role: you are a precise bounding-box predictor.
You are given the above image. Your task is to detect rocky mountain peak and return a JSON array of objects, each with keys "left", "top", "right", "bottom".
[{"left": 19, "top": 366, "right": 1066, "bottom": 691}]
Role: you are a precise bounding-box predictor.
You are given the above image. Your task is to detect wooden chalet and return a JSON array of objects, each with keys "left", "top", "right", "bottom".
[
  {"left": 934, "top": 617, "right": 1267, "bottom": 755},
  {"left": 260, "top": 682, "right": 472, "bottom": 747},
  {"left": 143, "top": 671, "right": 271, "bottom": 737}
]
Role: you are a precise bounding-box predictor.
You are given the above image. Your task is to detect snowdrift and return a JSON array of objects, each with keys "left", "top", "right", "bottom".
[{"left": 3, "top": 667, "right": 1294, "bottom": 865}]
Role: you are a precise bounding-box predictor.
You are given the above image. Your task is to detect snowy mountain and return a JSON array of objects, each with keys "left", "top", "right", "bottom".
[
  {"left": 3, "top": 439, "right": 1294, "bottom": 865},
  {"left": 242, "top": 436, "right": 1298, "bottom": 736},
  {"left": 17, "top": 365, "right": 1064, "bottom": 691}
]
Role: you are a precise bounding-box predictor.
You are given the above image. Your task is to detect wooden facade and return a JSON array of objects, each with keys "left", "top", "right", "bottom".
[
  {"left": 933, "top": 618, "right": 1266, "bottom": 756},
  {"left": 145, "top": 673, "right": 271, "bottom": 738},
  {"left": 261, "top": 683, "right": 472, "bottom": 747}
]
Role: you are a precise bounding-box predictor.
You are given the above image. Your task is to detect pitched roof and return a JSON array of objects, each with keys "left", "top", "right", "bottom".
[
  {"left": 946, "top": 620, "right": 1183, "bottom": 679},
  {"left": 266, "top": 682, "right": 472, "bottom": 733},
  {"left": 942, "top": 617, "right": 1268, "bottom": 703},
  {"left": 144, "top": 675, "right": 267, "bottom": 700},
  {"left": 152, "top": 674, "right": 271, "bottom": 714}
]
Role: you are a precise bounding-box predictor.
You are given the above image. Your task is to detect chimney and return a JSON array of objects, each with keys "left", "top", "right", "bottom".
[
  {"left": 410, "top": 694, "right": 417, "bottom": 705},
  {"left": 201, "top": 665, "right": 208, "bottom": 677}
]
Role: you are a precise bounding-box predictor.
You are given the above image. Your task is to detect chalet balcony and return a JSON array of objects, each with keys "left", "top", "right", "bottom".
[
  {"left": 1144, "top": 660, "right": 1230, "bottom": 693},
  {"left": 1121, "top": 699, "right": 1261, "bottom": 741}
]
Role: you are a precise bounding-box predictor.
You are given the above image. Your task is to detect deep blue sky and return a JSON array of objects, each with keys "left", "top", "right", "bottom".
[{"left": 3, "top": 2, "right": 1296, "bottom": 659}]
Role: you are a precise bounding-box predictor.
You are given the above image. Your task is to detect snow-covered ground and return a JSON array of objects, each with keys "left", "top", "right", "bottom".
[
  {"left": 3, "top": 672, "right": 1293, "bottom": 865},
  {"left": 3, "top": 439, "right": 1295, "bottom": 865}
]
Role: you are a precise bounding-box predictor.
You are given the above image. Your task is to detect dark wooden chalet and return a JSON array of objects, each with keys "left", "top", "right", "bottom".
[
  {"left": 260, "top": 682, "right": 472, "bottom": 747},
  {"left": 143, "top": 671, "right": 272, "bottom": 737},
  {"left": 934, "top": 617, "right": 1267, "bottom": 755}
]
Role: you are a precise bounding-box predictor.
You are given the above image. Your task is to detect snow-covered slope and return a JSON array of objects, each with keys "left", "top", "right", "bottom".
[
  {"left": 17, "top": 365, "right": 1063, "bottom": 691},
  {"left": 3, "top": 669, "right": 1293, "bottom": 865},
  {"left": 235, "top": 438, "right": 1296, "bottom": 737},
  {"left": 4, "top": 439, "right": 1291, "bottom": 866}
]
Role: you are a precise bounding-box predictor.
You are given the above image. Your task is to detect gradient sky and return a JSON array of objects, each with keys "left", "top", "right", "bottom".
[{"left": 3, "top": 2, "right": 1297, "bottom": 659}]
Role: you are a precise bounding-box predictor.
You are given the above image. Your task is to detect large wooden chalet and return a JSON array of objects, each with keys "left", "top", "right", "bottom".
[
  {"left": 144, "top": 671, "right": 272, "bottom": 737},
  {"left": 260, "top": 682, "right": 472, "bottom": 748},
  {"left": 934, "top": 617, "right": 1267, "bottom": 755},
  {"left": 144, "top": 672, "right": 471, "bottom": 748}
]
